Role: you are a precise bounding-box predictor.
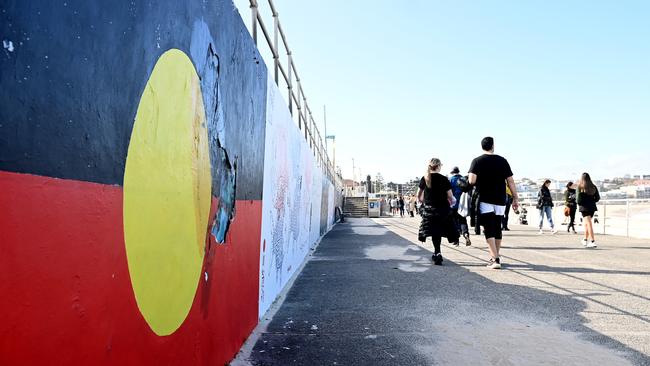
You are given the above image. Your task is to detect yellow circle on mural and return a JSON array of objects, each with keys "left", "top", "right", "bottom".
[{"left": 123, "top": 49, "right": 212, "bottom": 336}]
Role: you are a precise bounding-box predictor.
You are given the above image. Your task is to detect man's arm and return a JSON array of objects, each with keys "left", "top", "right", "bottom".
[
  {"left": 506, "top": 176, "right": 519, "bottom": 210},
  {"left": 468, "top": 173, "right": 477, "bottom": 185}
]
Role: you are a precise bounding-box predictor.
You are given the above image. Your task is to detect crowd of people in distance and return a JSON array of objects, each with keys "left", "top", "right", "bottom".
[
  {"left": 413, "top": 136, "right": 601, "bottom": 269},
  {"left": 387, "top": 195, "right": 417, "bottom": 217}
]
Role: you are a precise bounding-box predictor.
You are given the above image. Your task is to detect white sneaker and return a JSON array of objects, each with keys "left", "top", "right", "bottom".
[
  {"left": 586, "top": 241, "right": 597, "bottom": 248},
  {"left": 551, "top": 229, "right": 558, "bottom": 234},
  {"left": 581, "top": 239, "right": 588, "bottom": 246},
  {"left": 538, "top": 229, "right": 544, "bottom": 235},
  {"left": 487, "top": 258, "right": 501, "bottom": 269}
]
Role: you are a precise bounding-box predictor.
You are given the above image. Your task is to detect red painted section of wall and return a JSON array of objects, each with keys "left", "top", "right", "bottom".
[{"left": 0, "top": 171, "right": 261, "bottom": 365}]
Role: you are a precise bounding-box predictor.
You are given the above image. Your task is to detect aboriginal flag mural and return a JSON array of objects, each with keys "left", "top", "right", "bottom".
[{"left": 1, "top": 1, "right": 269, "bottom": 365}]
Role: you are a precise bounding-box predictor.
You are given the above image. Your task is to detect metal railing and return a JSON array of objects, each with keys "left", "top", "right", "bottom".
[
  {"left": 518, "top": 198, "right": 650, "bottom": 239},
  {"left": 247, "top": 0, "right": 340, "bottom": 185}
]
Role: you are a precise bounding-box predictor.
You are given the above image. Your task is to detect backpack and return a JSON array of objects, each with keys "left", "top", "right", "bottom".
[{"left": 457, "top": 175, "right": 471, "bottom": 193}]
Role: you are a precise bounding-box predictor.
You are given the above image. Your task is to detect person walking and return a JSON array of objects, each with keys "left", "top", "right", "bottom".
[
  {"left": 408, "top": 195, "right": 416, "bottom": 217},
  {"left": 564, "top": 182, "right": 578, "bottom": 234},
  {"left": 449, "top": 166, "right": 471, "bottom": 246},
  {"left": 417, "top": 158, "right": 459, "bottom": 265},
  {"left": 468, "top": 137, "right": 519, "bottom": 269},
  {"left": 577, "top": 172, "right": 599, "bottom": 248},
  {"left": 398, "top": 195, "right": 405, "bottom": 217},
  {"left": 537, "top": 179, "right": 557, "bottom": 234}
]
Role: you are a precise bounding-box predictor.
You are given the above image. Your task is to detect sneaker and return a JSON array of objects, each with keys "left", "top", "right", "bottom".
[
  {"left": 463, "top": 232, "right": 472, "bottom": 246},
  {"left": 538, "top": 229, "right": 544, "bottom": 235},
  {"left": 432, "top": 253, "right": 443, "bottom": 265},
  {"left": 581, "top": 239, "right": 588, "bottom": 247},
  {"left": 486, "top": 257, "right": 501, "bottom": 269},
  {"left": 551, "top": 228, "right": 558, "bottom": 234},
  {"left": 586, "top": 241, "right": 597, "bottom": 248}
]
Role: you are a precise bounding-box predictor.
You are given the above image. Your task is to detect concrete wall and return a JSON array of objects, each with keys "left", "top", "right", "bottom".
[{"left": 0, "top": 1, "right": 338, "bottom": 364}]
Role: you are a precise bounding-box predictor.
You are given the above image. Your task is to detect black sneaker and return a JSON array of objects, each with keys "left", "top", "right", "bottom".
[
  {"left": 463, "top": 232, "right": 472, "bottom": 246},
  {"left": 432, "top": 253, "right": 443, "bottom": 265}
]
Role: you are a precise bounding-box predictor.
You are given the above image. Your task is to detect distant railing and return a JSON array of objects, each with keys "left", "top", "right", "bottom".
[
  {"left": 517, "top": 198, "right": 650, "bottom": 239},
  {"left": 246, "top": 0, "right": 340, "bottom": 186}
]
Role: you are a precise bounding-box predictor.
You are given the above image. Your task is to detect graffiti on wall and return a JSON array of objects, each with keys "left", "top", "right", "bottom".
[{"left": 258, "top": 76, "right": 337, "bottom": 316}]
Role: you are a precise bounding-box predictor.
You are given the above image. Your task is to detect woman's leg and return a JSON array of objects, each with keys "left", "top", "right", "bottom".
[
  {"left": 431, "top": 236, "right": 443, "bottom": 264},
  {"left": 583, "top": 216, "right": 592, "bottom": 240},
  {"left": 546, "top": 206, "right": 555, "bottom": 229},
  {"left": 587, "top": 217, "right": 595, "bottom": 241},
  {"left": 569, "top": 207, "right": 576, "bottom": 232},
  {"left": 539, "top": 209, "right": 545, "bottom": 229},
  {"left": 431, "top": 236, "right": 442, "bottom": 254}
]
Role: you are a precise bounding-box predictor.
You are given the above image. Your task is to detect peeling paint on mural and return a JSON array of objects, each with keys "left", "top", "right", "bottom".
[
  {"left": 1, "top": 1, "right": 266, "bottom": 364},
  {"left": 1, "top": 0, "right": 339, "bottom": 363}
]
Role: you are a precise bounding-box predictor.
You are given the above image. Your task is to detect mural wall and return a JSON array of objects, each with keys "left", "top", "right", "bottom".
[
  {"left": 258, "top": 78, "right": 338, "bottom": 316},
  {"left": 0, "top": 0, "right": 338, "bottom": 365}
]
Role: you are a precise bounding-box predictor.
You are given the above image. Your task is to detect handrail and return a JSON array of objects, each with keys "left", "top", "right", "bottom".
[
  {"left": 247, "top": 0, "right": 341, "bottom": 186},
  {"left": 520, "top": 198, "right": 650, "bottom": 239}
]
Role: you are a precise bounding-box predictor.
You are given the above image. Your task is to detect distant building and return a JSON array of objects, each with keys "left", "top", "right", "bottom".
[
  {"left": 620, "top": 185, "right": 650, "bottom": 199},
  {"left": 601, "top": 190, "right": 627, "bottom": 200}
]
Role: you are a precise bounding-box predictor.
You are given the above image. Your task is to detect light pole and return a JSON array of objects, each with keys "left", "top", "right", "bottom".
[{"left": 326, "top": 134, "right": 335, "bottom": 170}]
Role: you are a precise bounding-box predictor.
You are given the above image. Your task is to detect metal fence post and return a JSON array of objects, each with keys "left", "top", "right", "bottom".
[
  {"left": 603, "top": 202, "right": 607, "bottom": 235},
  {"left": 273, "top": 9, "right": 279, "bottom": 84},
  {"left": 250, "top": 1, "right": 258, "bottom": 45},
  {"left": 626, "top": 200, "right": 630, "bottom": 238}
]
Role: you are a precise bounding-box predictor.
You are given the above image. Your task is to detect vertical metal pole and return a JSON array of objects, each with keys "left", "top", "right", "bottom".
[
  {"left": 296, "top": 80, "right": 302, "bottom": 130},
  {"left": 303, "top": 95, "right": 308, "bottom": 141},
  {"left": 287, "top": 53, "right": 293, "bottom": 114},
  {"left": 251, "top": 1, "right": 258, "bottom": 45},
  {"left": 273, "top": 9, "right": 279, "bottom": 84},
  {"left": 323, "top": 105, "right": 327, "bottom": 150},
  {"left": 603, "top": 202, "right": 607, "bottom": 235},
  {"left": 332, "top": 137, "right": 336, "bottom": 171},
  {"left": 626, "top": 200, "right": 630, "bottom": 237}
]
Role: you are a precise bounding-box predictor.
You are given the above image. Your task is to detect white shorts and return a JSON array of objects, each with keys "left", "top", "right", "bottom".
[{"left": 479, "top": 202, "right": 506, "bottom": 216}]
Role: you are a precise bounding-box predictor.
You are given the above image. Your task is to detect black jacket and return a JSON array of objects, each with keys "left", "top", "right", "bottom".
[
  {"left": 537, "top": 186, "right": 554, "bottom": 208},
  {"left": 564, "top": 188, "right": 577, "bottom": 208},
  {"left": 577, "top": 188, "right": 600, "bottom": 212}
]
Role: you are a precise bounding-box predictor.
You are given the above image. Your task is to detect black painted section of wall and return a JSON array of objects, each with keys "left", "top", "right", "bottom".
[{"left": 0, "top": 0, "right": 266, "bottom": 200}]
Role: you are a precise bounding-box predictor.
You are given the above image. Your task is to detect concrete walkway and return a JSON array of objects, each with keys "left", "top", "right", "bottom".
[{"left": 241, "top": 217, "right": 650, "bottom": 365}]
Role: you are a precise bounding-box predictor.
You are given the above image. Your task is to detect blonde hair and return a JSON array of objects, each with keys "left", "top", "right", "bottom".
[{"left": 424, "top": 158, "right": 442, "bottom": 188}]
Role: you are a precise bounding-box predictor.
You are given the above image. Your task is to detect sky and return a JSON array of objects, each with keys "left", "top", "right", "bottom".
[{"left": 233, "top": 0, "right": 650, "bottom": 183}]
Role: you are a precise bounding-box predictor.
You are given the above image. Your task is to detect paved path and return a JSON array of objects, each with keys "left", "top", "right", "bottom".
[{"left": 242, "top": 217, "right": 650, "bottom": 365}]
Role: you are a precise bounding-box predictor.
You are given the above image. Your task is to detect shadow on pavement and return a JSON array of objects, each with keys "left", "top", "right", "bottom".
[{"left": 248, "top": 218, "right": 649, "bottom": 366}]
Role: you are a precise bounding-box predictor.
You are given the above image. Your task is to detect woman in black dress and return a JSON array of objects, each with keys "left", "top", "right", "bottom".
[
  {"left": 417, "top": 158, "right": 459, "bottom": 265},
  {"left": 577, "top": 172, "right": 600, "bottom": 248},
  {"left": 564, "top": 181, "right": 577, "bottom": 233}
]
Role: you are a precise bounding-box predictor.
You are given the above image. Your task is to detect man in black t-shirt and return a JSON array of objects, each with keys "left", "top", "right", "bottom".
[{"left": 468, "top": 137, "right": 519, "bottom": 269}]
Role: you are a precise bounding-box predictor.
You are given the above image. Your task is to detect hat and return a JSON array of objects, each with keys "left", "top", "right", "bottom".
[{"left": 450, "top": 166, "right": 460, "bottom": 174}]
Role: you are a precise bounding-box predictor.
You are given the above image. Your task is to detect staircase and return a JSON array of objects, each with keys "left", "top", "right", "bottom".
[{"left": 343, "top": 197, "right": 368, "bottom": 218}]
